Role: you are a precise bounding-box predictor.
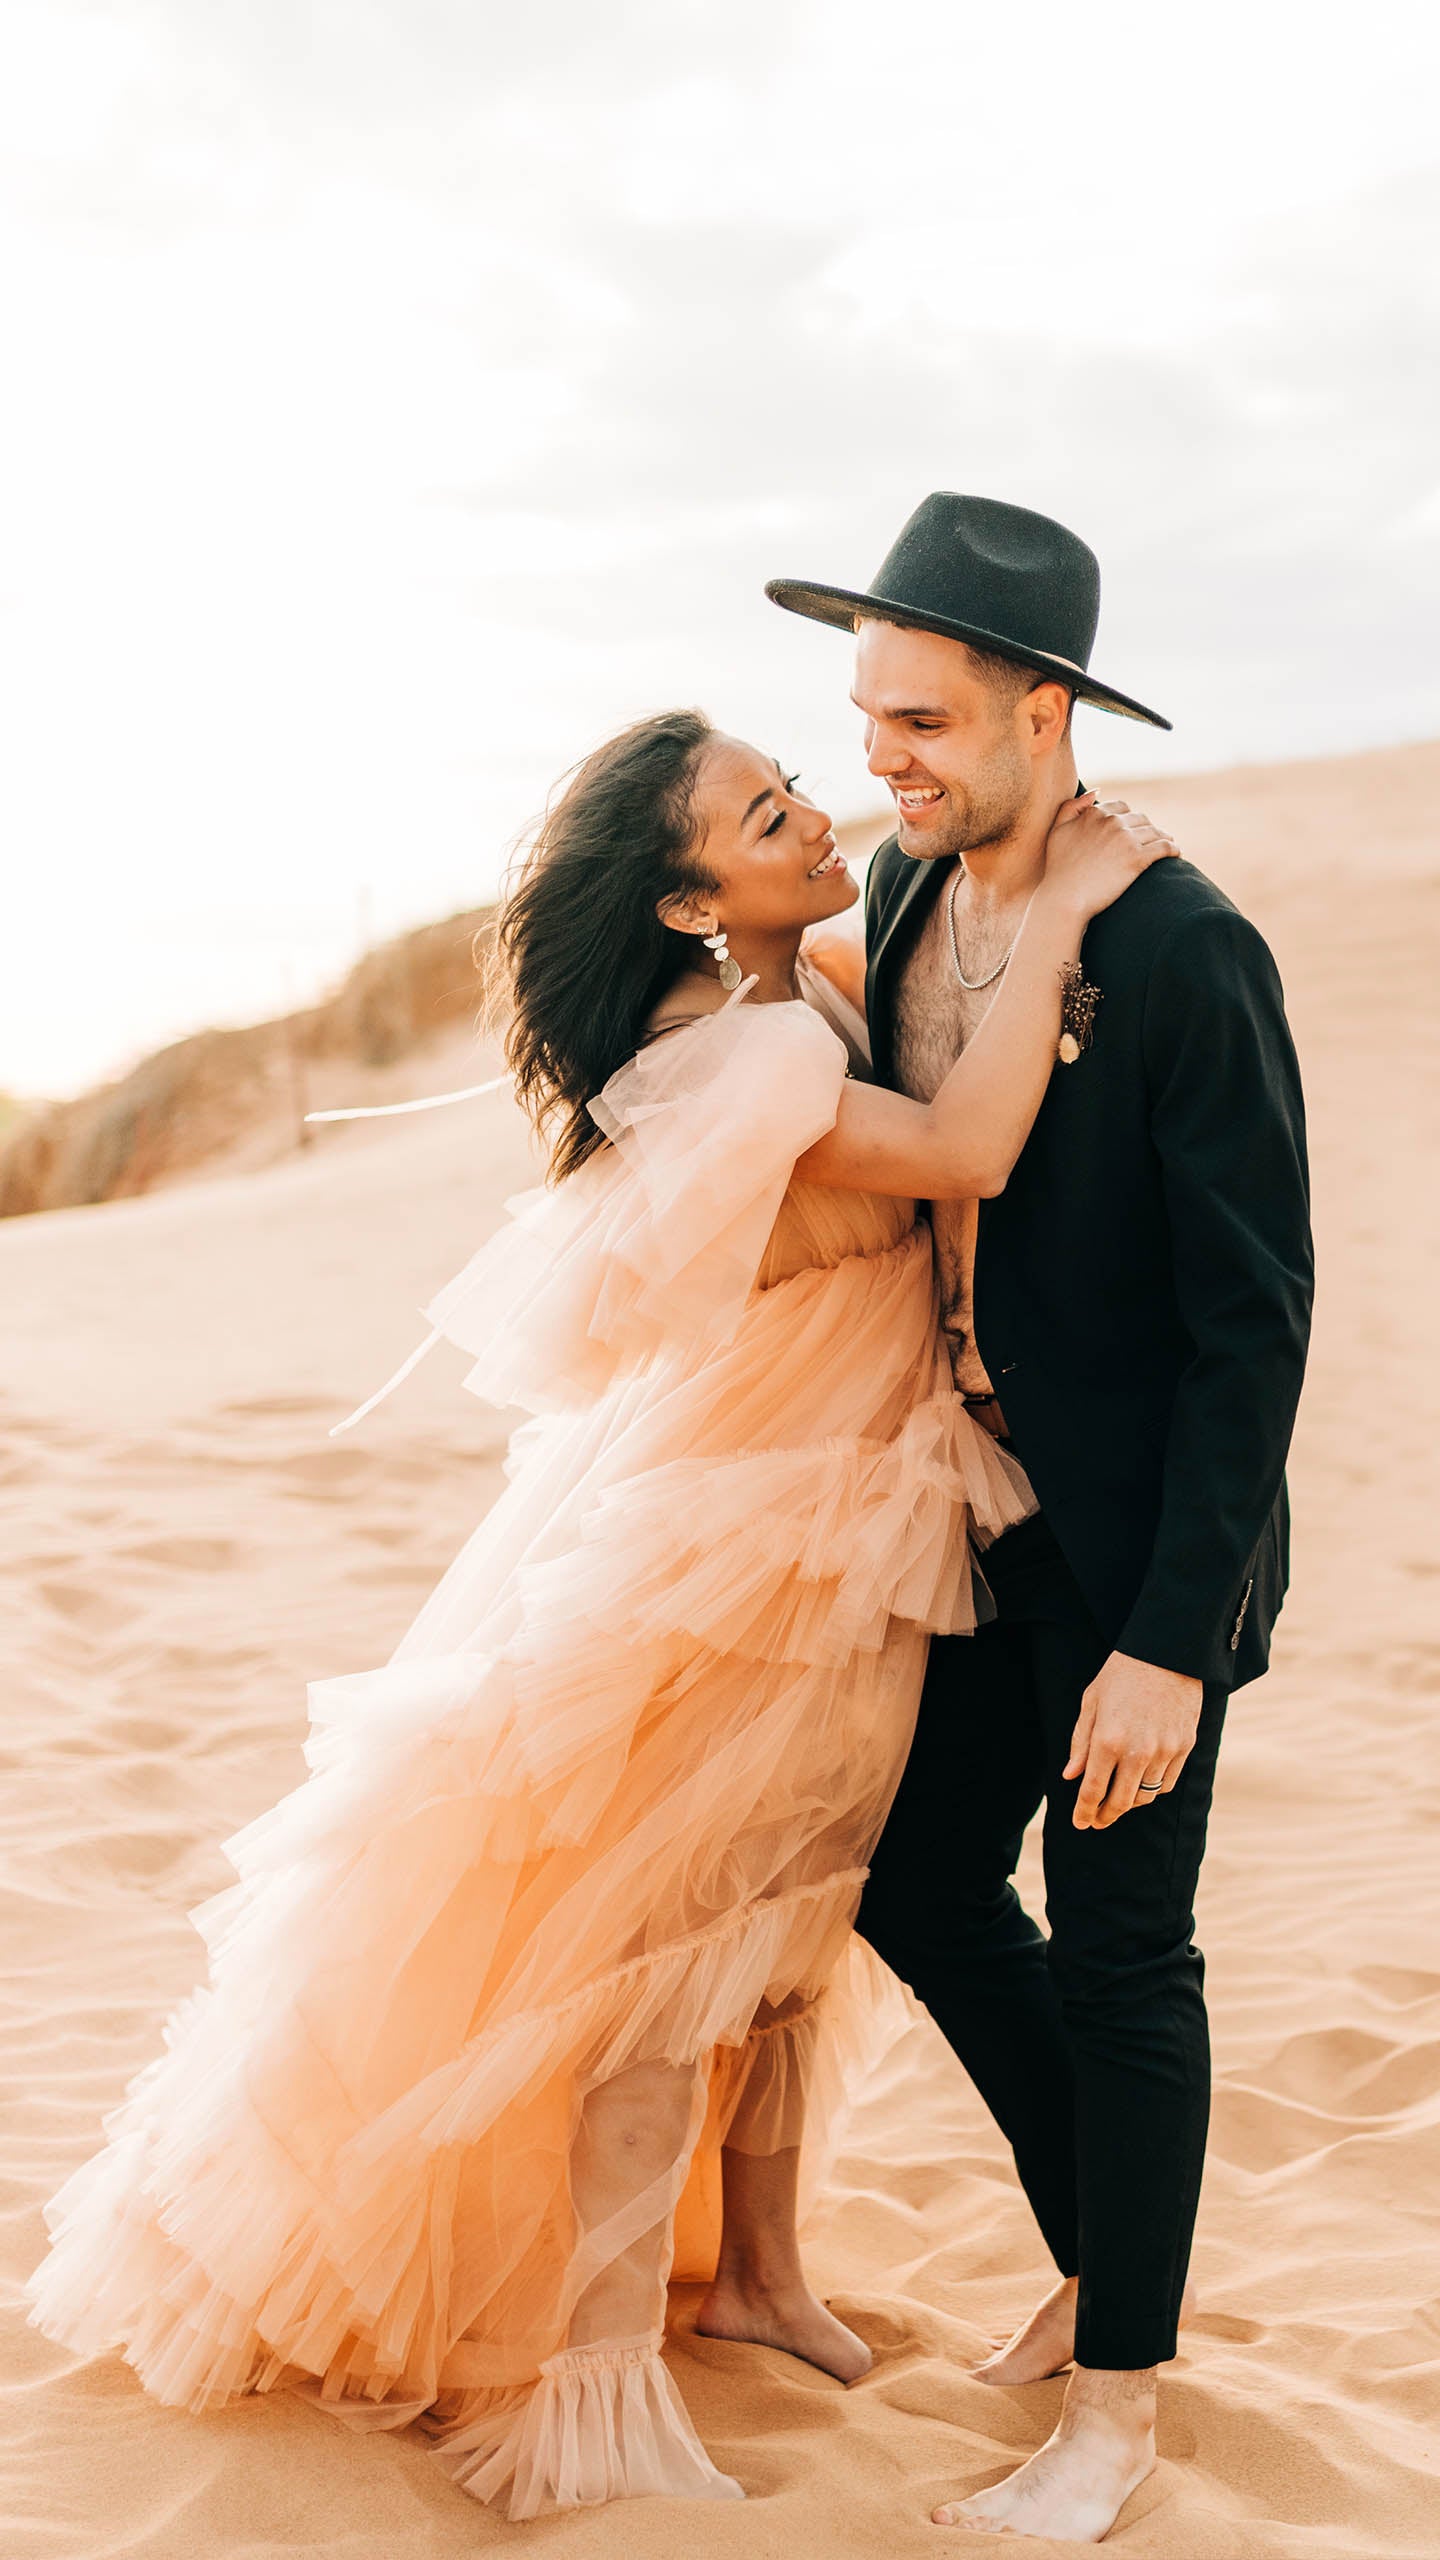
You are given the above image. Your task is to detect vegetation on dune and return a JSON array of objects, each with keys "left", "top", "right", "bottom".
[{"left": 0, "top": 909, "right": 496, "bottom": 1220}]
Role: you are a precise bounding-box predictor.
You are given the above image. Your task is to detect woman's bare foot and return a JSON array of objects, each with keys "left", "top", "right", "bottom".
[
  {"left": 695, "top": 2276, "right": 872, "bottom": 2383},
  {"left": 972, "top": 2274, "right": 1195, "bottom": 2387},
  {"left": 701, "top": 2138, "right": 872, "bottom": 2381},
  {"left": 934, "top": 2366, "right": 1156, "bottom": 2542}
]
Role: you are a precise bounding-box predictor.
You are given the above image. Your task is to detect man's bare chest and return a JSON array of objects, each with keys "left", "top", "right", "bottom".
[{"left": 894, "top": 882, "right": 999, "bottom": 1099}]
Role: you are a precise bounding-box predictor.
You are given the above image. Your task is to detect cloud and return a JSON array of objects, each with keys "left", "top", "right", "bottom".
[{"left": 0, "top": 0, "right": 1436, "bottom": 1090}]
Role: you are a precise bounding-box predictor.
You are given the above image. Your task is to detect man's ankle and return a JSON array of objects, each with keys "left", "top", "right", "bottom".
[{"left": 1064, "top": 2362, "right": 1157, "bottom": 2430}]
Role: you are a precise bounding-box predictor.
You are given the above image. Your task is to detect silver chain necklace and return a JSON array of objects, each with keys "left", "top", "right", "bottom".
[{"left": 948, "top": 863, "right": 1014, "bottom": 992}]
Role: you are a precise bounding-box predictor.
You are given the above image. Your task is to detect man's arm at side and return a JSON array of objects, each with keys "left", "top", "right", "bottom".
[
  {"left": 1119, "top": 903, "right": 1314, "bottom": 1680},
  {"left": 1067, "top": 903, "right": 1313, "bottom": 1827}
]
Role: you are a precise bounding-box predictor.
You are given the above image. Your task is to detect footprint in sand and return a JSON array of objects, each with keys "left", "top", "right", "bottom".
[
  {"left": 1354, "top": 1963, "right": 1440, "bottom": 2009},
  {"left": 37, "top": 1580, "right": 141, "bottom": 1636},
  {"left": 1186, "top": 2309, "right": 1265, "bottom": 2345},
  {"left": 101, "top": 1713, "right": 190, "bottom": 1754},
  {"left": 345, "top": 1562, "right": 437, "bottom": 1588},
  {"left": 829, "top": 2298, "right": 929, "bottom": 2364},
  {"left": 860, "top": 2154, "right": 969, "bottom": 2215},
  {"left": 1252, "top": 2024, "right": 1440, "bottom": 2115},
  {"left": 119, "top": 1536, "right": 240, "bottom": 1571},
  {"left": 141, "top": 1639, "right": 273, "bottom": 1675},
  {"left": 275, "top": 1448, "right": 374, "bottom": 1494},
  {"left": 219, "top": 1394, "right": 335, "bottom": 1418},
  {"left": 84, "top": 1827, "right": 189, "bottom": 1884},
  {"left": 1208, "top": 2083, "right": 1346, "bottom": 2172}
]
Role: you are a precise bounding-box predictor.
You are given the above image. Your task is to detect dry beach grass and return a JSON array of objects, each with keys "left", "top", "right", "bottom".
[
  {"left": 1, "top": 739, "right": 1437, "bottom": 2556},
  {"left": 0, "top": 907, "right": 499, "bottom": 1217}
]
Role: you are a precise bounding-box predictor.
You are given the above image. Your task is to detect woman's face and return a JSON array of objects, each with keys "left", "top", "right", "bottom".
[{"left": 685, "top": 735, "right": 858, "bottom": 939}]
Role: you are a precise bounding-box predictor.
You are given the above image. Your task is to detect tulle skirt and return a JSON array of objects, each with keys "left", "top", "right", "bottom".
[{"left": 29, "top": 1009, "right": 1032, "bottom": 2516}]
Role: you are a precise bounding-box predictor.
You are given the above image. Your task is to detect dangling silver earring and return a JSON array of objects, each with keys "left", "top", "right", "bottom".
[{"left": 702, "top": 926, "right": 743, "bottom": 991}]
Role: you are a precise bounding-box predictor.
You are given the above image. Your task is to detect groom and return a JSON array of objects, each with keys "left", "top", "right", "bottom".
[{"left": 766, "top": 496, "right": 1313, "bottom": 2541}]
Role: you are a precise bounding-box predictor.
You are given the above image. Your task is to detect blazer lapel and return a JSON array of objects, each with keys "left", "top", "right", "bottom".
[{"left": 866, "top": 842, "right": 949, "bottom": 1086}]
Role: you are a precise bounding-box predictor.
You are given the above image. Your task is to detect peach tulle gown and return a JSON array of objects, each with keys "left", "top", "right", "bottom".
[{"left": 28, "top": 965, "right": 1030, "bottom": 2518}]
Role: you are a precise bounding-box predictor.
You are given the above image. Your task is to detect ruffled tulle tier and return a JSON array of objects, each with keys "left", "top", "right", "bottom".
[
  {"left": 426, "top": 2336, "right": 745, "bottom": 2514},
  {"left": 549, "top": 1390, "right": 1028, "bottom": 1671},
  {"left": 31, "top": 1874, "right": 889, "bottom": 2410},
  {"left": 29, "top": 987, "right": 1033, "bottom": 2515}
]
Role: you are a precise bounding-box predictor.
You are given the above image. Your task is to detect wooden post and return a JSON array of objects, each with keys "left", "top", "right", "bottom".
[{"left": 286, "top": 1011, "right": 312, "bottom": 1150}]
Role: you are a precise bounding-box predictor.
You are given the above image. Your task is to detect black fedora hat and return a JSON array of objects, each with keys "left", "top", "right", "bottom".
[{"left": 766, "top": 492, "right": 1170, "bottom": 730}]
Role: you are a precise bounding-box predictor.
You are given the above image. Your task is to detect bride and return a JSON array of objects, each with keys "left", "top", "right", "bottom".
[{"left": 29, "top": 709, "right": 1172, "bottom": 2517}]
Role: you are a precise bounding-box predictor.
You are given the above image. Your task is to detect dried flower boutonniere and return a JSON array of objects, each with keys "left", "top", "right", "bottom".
[{"left": 1056, "top": 960, "right": 1102, "bottom": 1065}]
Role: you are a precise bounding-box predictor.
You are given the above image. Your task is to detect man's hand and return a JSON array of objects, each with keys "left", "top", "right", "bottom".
[{"left": 1064, "top": 1652, "right": 1203, "bottom": 1830}]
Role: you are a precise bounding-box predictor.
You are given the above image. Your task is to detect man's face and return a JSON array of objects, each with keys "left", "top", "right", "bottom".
[{"left": 851, "top": 620, "right": 1036, "bottom": 861}]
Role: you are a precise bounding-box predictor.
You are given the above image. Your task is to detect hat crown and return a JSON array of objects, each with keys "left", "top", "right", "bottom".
[
  {"left": 873, "top": 493, "right": 1101, "bottom": 674},
  {"left": 762, "top": 489, "right": 1169, "bottom": 727}
]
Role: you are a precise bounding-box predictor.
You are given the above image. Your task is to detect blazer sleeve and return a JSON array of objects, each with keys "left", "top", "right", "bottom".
[{"left": 1117, "top": 906, "right": 1314, "bottom": 1683}]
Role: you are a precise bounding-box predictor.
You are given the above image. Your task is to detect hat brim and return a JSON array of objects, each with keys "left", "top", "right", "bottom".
[{"left": 764, "top": 578, "right": 1172, "bottom": 732}]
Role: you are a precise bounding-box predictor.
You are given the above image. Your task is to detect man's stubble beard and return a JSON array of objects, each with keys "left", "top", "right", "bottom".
[{"left": 900, "top": 737, "right": 1033, "bottom": 862}]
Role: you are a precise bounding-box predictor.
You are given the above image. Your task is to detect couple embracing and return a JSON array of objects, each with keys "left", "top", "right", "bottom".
[{"left": 29, "top": 497, "right": 1313, "bottom": 2542}]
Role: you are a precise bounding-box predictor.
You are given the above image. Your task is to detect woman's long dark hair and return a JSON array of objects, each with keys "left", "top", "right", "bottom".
[{"left": 496, "top": 710, "right": 720, "bottom": 1180}]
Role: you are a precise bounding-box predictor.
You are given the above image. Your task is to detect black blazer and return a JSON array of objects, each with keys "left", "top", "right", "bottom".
[{"left": 865, "top": 838, "right": 1314, "bottom": 1690}]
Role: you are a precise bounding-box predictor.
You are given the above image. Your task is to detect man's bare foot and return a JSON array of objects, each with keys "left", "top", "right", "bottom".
[
  {"left": 973, "top": 2274, "right": 1079, "bottom": 2385},
  {"left": 695, "top": 2276, "right": 872, "bottom": 2383},
  {"left": 973, "top": 2275, "right": 1196, "bottom": 2387},
  {"left": 934, "top": 2365, "right": 1155, "bottom": 2542}
]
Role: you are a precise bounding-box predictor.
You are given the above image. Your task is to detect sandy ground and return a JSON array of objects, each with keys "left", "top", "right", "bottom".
[{"left": 2, "top": 739, "right": 1437, "bottom": 2557}]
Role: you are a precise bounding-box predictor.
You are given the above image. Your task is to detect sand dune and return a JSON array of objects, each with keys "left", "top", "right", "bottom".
[{"left": 2, "top": 740, "right": 1437, "bottom": 2556}]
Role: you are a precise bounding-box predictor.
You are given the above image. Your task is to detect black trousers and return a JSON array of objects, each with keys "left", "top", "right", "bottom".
[{"left": 857, "top": 1512, "right": 1227, "bottom": 2370}]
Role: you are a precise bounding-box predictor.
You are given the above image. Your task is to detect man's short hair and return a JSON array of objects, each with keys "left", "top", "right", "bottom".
[{"left": 963, "top": 640, "right": 1074, "bottom": 731}]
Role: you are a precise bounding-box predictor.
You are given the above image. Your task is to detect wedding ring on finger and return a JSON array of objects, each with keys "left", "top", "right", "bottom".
[{"left": 1137, "top": 1775, "right": 1165, "bottom": 1794}]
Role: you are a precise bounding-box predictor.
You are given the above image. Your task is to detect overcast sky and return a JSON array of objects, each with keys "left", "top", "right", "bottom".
[{"left": 3, "top": 0, "right": 1438, "bottom": 1093}]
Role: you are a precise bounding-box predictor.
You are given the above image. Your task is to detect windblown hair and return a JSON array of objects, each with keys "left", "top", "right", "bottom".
[{"left": 496, "top": 710, "right": 720, "bottom": 1181}]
